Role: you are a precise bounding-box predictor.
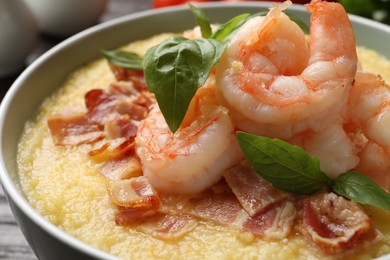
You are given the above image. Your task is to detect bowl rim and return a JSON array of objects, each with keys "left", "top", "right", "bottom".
[{"left": 0, "top": 1, "right": 389, "bottom": 259}]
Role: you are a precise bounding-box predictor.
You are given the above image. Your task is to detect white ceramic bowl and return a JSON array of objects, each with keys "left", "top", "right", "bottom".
[{"left": 1, "top": 2, "right": 390, "bottom": 260}]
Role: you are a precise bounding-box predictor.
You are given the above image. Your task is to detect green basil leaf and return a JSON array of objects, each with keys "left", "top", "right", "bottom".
[
  {"left": 237, "top": 132, "right": 332, "bottom": 195},
  {"left": 333, "top": 171, "right": 390, "bottom": 211},
  {"left": 212, "top": 12, "right": 268, "bottom": 43},
  {"left": 189, "top": 4, "right": 212, "bottom": 38},
  {"left": 211, "top": 13, "right": 250, "bottom": 42},
  {"left": 339, "top": 0, "right": 377, "bottom": 16},
  {"left": 286, "top": 13, "right": 310, "bottom": 34},
  {"left": 211, "top": 11, "right": 309, "bottom": 43},
  {"left": 143, "top": 36, "right": 224, "bottom": 132},
  {"left": 101, "top": 50, "right": 143, "bottom": 70}
]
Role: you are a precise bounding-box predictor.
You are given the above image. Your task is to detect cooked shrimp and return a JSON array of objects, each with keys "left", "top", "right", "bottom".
[
  {"left": 355, "top": 141, "right": 390, "bottom": 192},
  {"left": 347, "top": 71, "right": 390, "bottom": 149},
  {"left": 135, "top": 77, "right": 243, "bottom": 194},
  {"left": 215, "top": 0, "right": 357, "bottom": 139},
  {"left": 287, "top": 122, "right": 360, "bottom": 179},
  {"left": 346, "top": 71, "right": 390, "bottom": 191}
]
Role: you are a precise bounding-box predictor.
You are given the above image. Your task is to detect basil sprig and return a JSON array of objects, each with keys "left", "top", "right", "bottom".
[
  {"left": 211, "top": 13, "right": 250, "bottom": 42},
  {"left": 141, "top": 5, "right": 253, "bottom": 132},
  {"left": 237, "top": 131, "right": 390, "bottom": 212},
  {"left": 143, "top": 37, "right": 224, "bottom": 132},
  {"left": 189, "top": 3, "right": 212, "bottom": 38},
  {"left": 333, "top": 172, "right": 390, "bottom": 211},
  {"left": 237, "top": 132, "right": 332, "bottom": 195},
  {"left": 101, "top": 50, "right": 143, "bottom": 70}
]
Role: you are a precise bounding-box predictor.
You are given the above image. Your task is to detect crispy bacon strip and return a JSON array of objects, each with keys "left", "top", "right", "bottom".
[
  {"left": 138, "top": 213, "right": 198, "bottom": 240},
  {"left": 116, "top": 208, "right": 197, "bottom": 240},
  {"left": 187, "top": 192, "right": 243, "bottom": 224},
  {"left": 107, "top": 176, "right": 160, "bottom": 209},
  {"left": 109, "top": 81, "right": 140, "bottom": 96},
  {"left": 88, "top": 138, "right": 135, "bottom": 162},
  {"left": 300, "top": 192, "right": 371, "bottom": 254},
  {"left": 183, "top": 189, "right": 296, "bottom": 239},
  {"left": 48, "top": 79, "right": 154, "bottom": 169},
  {"left": 100, "top": 155, "right": 142, "bottom": 180},
  {"left": 47, "top": 111, "right": 104, "bottom": 146},
  {"left": 108, "top": 64, "right": 147, "bottom": 91},
  {"left": 115, "top": 207, "right": 157, "bottom": 226},
  {"left": 108, "top": 82, "right": 155, "bottom": 109},
  {"left": 224, "top": 163, "right": 290, "bottom": 216},
  {"left": 85, "top": 83, "right": 152, "bottom": 127},
  {"left": 104, "top": 114, "right": 138, "bottom": 140},
  {"left": 244, "top": 201, "right": 296, "bottom": 239},
  {"left": 85, "top": 89, "right": 124, "bottom": 125},
  {"left": 111, "top": 177, "right": 197, "bottom": 239},
  {"left": 109, "top": 177, "right": 298, "bottom": 240}
]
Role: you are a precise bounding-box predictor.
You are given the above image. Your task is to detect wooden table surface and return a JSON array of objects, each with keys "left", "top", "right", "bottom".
[{"left": 0, "top": 1, "right": 151, "bottom": 259}]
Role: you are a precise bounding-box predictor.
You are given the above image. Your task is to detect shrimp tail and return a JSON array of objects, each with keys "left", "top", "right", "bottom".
[
  {"left": 306, "top": 0, "right": 357, "bottom": 67},
  {"left": 270, "top": 0, "right": 292, "bottom": 12}
]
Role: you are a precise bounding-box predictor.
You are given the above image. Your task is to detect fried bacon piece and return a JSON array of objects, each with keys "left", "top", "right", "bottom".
[
  {"left": 137, "top": 213, "right": 198, "bottom": 240},
  {"left": 224, "top": 163, "right": 291, "bottom": 216},
  {"left": 184, "top": 188, "right": 296, "bottom": 239},
  {"left": 107, "top": 176, "right": 160, "bottom": 209},
  {"left": 109, "top": 81, "right": 141, "bottom": 96},
  {"left": 88, "top": 138, "right": 135, "bottom": 162},
  {"left": 115, "top": 207, "right": 157, "bottom": 226},
  {"left": 108, "top": 64, "right": 147, "bottom": 92},
  {"left": 110, "top": 177, "right": 295, "bottom": 240},
  {"left": 48, "top": 81, "right": 154, "bottom": 162},
  {"left": 244, "top": 201, "right": 296, "bottom": 240},
  {"left": 110, "top": 177, "right": 197, "bottom": 240},
  {"left": 85, "top": 88, "right": 148, "bottom": 125},
  {"left": 104, "top": 113, "right": 139, "bottom": 140},
  {"left": 47, "top": 111, "right": 104, "bottom": 146},
  {"left": 300, "top": 192, "right": 372, "bottom": 254},
  {"left": 100, "top": 155, "right": 142, "bottom": 180},
  {"left": 116, "top": 208, "right": 198, "bottom": 240}
]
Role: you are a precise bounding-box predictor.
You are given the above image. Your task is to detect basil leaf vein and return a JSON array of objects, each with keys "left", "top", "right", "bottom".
[{"left": 143, "top": 36, "right": 224, "bottom": 132}]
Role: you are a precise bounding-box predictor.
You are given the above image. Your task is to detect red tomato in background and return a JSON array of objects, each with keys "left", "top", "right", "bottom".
[
  {"left": 152, "top": 0, "right": 209, "bottom": 8},
  {"left": 152, "top": 0, "right": 311, "bottom": 8}
]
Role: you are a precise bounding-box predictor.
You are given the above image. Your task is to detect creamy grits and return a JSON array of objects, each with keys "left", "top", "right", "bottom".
[{"left": 17, "top": 32, "right": 390, "bottom": 260}]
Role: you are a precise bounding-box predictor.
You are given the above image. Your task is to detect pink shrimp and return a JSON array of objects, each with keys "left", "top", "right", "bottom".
[
  {"left": 288, "top": 123, "right": 360, "bottom": 179},
  {"left": 135, "top": 77, "right": 243, "bottom": 194},
  {"left": 215, "top": 0, "right": 357, "bottom": 139},
  {"left": 346, "top": 71, "right": 390, "bottom": 191}
]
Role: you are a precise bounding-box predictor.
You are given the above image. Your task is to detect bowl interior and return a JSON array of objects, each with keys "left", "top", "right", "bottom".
[{"left": 1, "top": 2, "right": 389, "bottom": 259}]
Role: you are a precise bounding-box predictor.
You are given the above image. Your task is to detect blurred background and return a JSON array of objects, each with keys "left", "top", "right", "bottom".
[{"left": 153, "top": 0, "right": 390, "bottom": 25}]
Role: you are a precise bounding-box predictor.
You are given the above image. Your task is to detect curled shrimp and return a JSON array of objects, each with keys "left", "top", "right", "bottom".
[
  {"left": 215, "top": 0, "right": 357, "bottom": 139},
  {"left": 346, "top": 71, "right": 390, "bottom": 191},
  {"left": 288, "top": 123, "right": 360, "bottom": 179},
  {"left": 135, "top": 77, "right": 243, "bottom": 194}
]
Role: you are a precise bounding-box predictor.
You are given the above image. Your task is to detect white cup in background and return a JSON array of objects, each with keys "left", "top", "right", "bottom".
[
  {"left": 23, "top": 0, "right": 108, "bottom": 37},
  {"left": 0, "top": 0, "right": 38, "bottom": 77}
]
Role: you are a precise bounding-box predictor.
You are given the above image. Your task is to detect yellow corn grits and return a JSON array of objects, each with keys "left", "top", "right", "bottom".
[{"left": 17, "top": 33, "right": 390, "bottom": 260}]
